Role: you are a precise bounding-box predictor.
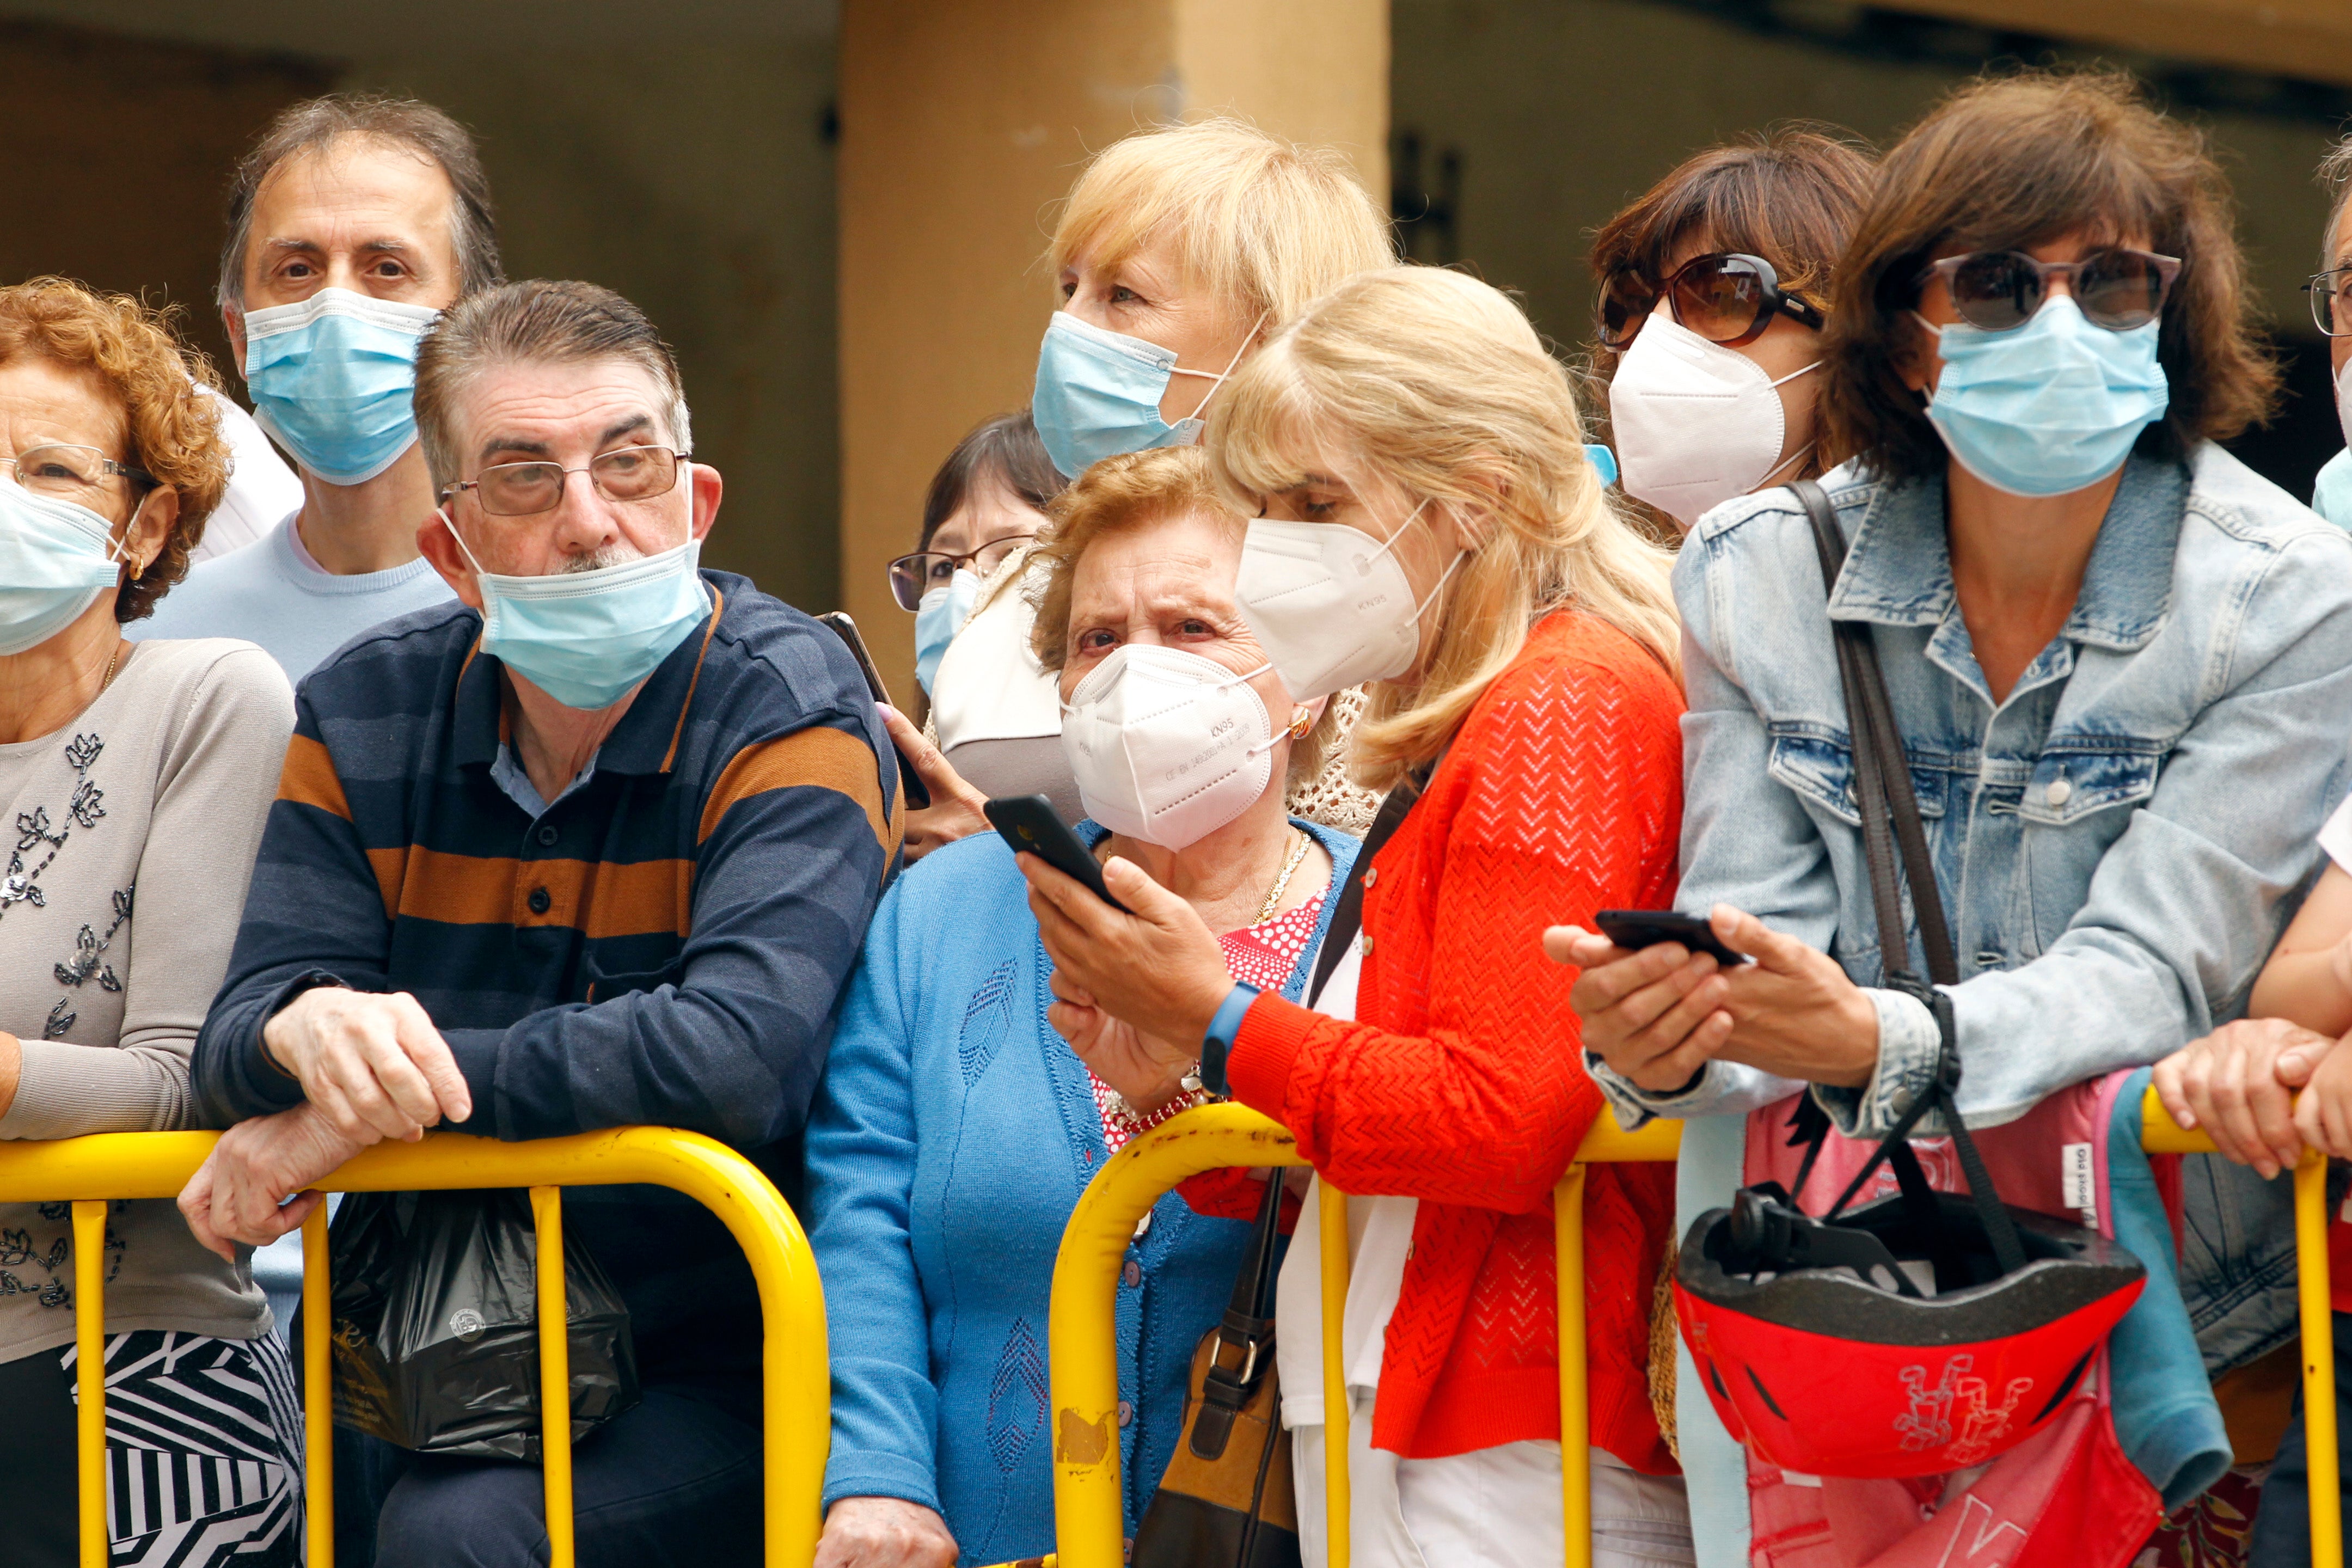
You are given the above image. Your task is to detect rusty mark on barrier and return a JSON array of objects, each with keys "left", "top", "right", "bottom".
[{"left": 1057, "top": 1407, "right": 1111, "bottom": 1465}]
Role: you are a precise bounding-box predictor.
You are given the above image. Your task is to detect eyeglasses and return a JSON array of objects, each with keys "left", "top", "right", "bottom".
[
  {"left": 886, "top": 533, "right": 1035, "bottom": 611},
  {"left": 1597, "top": 252, "right": 1826, "bottom": 351},
  {"left": 441, "top": 445, "right": 685, "bottom": 517},
  {"left": 2, "top": 444, "right": 154, "bottom": 512},
  {"left": 1918, "top": 248, "right": 2180, "bottom": 334},
  {"left": 2305, "top": 268, "right": 2352, "bottom": 337}
]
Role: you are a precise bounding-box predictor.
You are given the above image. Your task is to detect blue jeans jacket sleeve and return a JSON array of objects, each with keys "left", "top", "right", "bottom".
[{"left": 805, "top": 877, "right": 946, "bottom": 1516}]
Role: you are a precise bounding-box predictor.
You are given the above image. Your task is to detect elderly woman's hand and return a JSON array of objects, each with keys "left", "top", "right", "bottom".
[
  {"left": 1046, "top": 967, "right": 1197, "bottom": 1112},
  {"left": 877, "top": 705, "right": 990, "bottom": 863},
  {"left": 178, "top": 1102, "right": 365, "bottom": 1263},
  {"left": 813, "top": 1497, "right": 958, "bottom": 1568},
  {"left": 2153, "top": 1018, "right": 2331, "bottom": 1178},
  {"left": 1022, "top": 852, "right": 1231, "bottom": 1096}
]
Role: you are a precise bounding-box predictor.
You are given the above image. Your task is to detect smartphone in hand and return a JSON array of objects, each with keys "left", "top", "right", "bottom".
[
  {"left": 814, "top": 610, "right": 931, "bottom": 810},
  {"left": 1592, "top": 909, "right": 1751, "bottom": 966},
  {"left": 984, "top": 794, "right": 1130, "bottom": 913}
]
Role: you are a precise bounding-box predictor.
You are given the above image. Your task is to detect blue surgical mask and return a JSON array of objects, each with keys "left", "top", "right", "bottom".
[
  {"left": 243, "top": 288, "right": 440, "bottom": 486},
  {"left": 1031, "top": 311, "right": 1261, "bottom": 478},
  {"left": 0, "top": 477, "right": 131, "bottom": 656},
  {"left": 449, "top": 515, "right": 714, "bottom": 710},
  {"left": 1918, "top": 295, "right": 2169, "bottom": 498},
  {"left": 914, "top": 566, "right": 981, "bottom": 695}
]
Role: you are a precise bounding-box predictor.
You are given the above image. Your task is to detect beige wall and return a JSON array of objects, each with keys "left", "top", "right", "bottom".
[{"left": 836, "top": 0, "right": 1389, "bottom": 701}]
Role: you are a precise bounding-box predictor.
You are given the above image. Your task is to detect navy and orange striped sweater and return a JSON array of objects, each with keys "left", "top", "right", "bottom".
[{"left": 192, "top": 571, "right": 902, "bottom": 1366}]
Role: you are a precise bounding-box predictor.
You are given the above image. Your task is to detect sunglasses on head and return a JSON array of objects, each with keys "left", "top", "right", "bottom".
[
  {"left": 1916, "top": 248, "right": 2181, "bottom": 334},
  {"left": 1597, "top": 251, "right": 1826, "bottom": 351}
]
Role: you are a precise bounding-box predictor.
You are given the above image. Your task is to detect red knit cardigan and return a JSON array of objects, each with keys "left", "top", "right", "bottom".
[{"left": 1227, "top": 611, "right": 1684, "bottom": 1471}]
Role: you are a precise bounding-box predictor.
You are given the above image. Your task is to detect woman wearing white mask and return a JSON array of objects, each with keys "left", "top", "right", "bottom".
[
  {"left": 1592, "top": 127, "right": 1874, "bottom": 533},
  {"left": 1019, "top": 266, "right": 1692, "bottom": 1568},
  {"left": 1557, "top": 74, "right": 2352, "bottom": 1566},
  {"left": 880, "top": 412, "right": 1069, "bottom": 854},
  {"left": 0, "top": 279, "right": 300, "bottom": 1563},
  {"left": 890, "top": 118, "right": 1393, "bottom": 860},
  {"left": 808, "top": 445, "right": 1359, "bottom": 1568}
]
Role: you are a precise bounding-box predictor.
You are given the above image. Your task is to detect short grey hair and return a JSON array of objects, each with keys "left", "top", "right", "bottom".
[
  {"left": 413, "top": 280, "right": 693, "bottom": 495},
  {"left": 218, "top": 93, "right": 503, "bottom": 309},
  {"left": 2321, "top": 135, "right": 2352, "bottom": 267}
]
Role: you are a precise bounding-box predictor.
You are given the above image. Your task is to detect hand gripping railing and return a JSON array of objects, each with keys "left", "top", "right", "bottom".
[
  {"left": 0, "top": 1126, "right": 828, "bottom": 1568},
  {"left": 1038, "top": 1095, "right": 2341, "bottom": 1568}
]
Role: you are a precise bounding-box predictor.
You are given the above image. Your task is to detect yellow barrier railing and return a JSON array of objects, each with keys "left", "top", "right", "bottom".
[
  {"left": 2, "top": 1126, "right": 828, "bottom": 1568},
  {"left": 1042, "top": 1095, "right": 2341, "bottom": 1568}
]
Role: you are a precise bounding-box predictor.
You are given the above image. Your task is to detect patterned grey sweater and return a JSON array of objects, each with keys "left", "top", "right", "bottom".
[{"left": 0, "top": 637, "right": 292, "bottom": 1360}]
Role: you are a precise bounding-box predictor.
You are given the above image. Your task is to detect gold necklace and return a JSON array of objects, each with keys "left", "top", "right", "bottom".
[
  {"left": 99, "top": 644, "right": 120, "bottom": 691},
  {"left": 1253, "top": 829, "right": 1312, "bottom": 924}
]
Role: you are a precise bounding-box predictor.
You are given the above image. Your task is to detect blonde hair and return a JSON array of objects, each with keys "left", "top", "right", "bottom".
[
  {"left": 1048, "top": 118, "right": 1395, "bottom": 329},
  {"left": 1028, "top": 445, "right": 1339, "bottom": 784},
  {"left": 1206, "top": 267, "right": 1681, "bottom": 791}
]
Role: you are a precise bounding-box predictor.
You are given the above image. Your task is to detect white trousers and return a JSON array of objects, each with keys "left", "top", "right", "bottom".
[{"left": 1291, "top": 1393, "right": 1694, "bottom": 1568}]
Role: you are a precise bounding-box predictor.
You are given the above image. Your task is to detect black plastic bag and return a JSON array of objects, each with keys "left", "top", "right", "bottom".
[{"left": 303, "top": 1189, "right": 639, "bottom": 1461}]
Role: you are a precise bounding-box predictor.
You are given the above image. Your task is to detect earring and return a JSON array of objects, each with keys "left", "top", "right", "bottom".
[{"left": 1287, "top": 707, "right": 1313, "bottom": 740}]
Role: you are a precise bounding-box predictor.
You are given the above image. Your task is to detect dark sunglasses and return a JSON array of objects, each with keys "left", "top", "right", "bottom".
[
  {"left": 1597, "top": 252, "right": 1826, "bottom": 351},
  {"left": 1917, "top": 248, "right": 2180, "bottom": 334}
]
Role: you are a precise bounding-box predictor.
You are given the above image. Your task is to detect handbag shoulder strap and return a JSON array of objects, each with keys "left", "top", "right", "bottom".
[
  {"left": 1307, "top": 770, "right": 1426, "bottom": 1008},
  {"left": 1790, "top": 478, "right": 1956, "bottom": 988},
  {"left": 1786, "top": 479, "right": 2025, "bottom": 1274}
]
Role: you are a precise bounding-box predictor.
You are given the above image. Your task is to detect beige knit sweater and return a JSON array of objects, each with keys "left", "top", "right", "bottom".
[{"left": 0, "top": 637, "right": 293, "bottom": 1359}]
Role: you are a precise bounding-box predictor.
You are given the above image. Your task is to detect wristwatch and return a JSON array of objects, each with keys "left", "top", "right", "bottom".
[{"left": 1197, "top": 982, "right": 1260, "bottom": 1097}]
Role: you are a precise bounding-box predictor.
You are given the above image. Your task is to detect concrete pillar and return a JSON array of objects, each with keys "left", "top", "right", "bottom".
[{"left": 837, "top": 0, "right": 1389, "bottom": 699}]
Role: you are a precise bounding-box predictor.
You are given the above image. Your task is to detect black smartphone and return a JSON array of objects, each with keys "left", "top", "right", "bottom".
[
  {"left": 984, "top": 794, "right": 1130, "bottom": 913},
  {"left": 1592, "top": 909, "right": 1751, "bottom": 966},
  {"left": 814, "top": 611, "right": 930, "bottom": 810}
]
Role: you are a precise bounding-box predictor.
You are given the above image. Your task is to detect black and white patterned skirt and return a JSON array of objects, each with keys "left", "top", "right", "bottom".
[{"left": 60, "top": 1330, "right": 304, "bottom": 1567}]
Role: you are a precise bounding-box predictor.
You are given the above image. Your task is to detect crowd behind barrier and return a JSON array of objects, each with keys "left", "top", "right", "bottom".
[{"left": 7, "top": 58, "right": 2352, "bottom": 1568}]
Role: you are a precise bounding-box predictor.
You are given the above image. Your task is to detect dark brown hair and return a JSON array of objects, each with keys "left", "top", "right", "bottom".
[
  {"left": 1820, "top": 70, "right": 2277, "bottom": 482},
  {"left": 1588, "top": 125, "right": 1877, "bottom": 382},
  {"left": 219, "top": 93, "right": 503, "bottom": 309},
  {"left": 918, "top": 412, "right": 1063, "bottom": 551},
  {"left": 0, "top": 279, "right": 229, "bottom": 624}
]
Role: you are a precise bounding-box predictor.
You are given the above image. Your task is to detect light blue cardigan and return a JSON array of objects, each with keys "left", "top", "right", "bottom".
[{"left": 807, "top": 818, "right": 1357, "bottom": 1564}]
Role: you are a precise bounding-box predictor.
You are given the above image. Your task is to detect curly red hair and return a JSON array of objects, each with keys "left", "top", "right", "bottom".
[{"left": 0, "top": 278, "right": 229, "bottom": 623}]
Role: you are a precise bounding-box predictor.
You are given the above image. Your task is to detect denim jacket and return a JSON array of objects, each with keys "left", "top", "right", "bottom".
[{"left": 1594, "top": 445, "right": 2352, "bottom": 1140}]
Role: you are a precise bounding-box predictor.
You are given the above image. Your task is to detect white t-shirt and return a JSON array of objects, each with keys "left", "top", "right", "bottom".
[
  {"left": 2320, "top": 791, "right": 2352, "bottom": 873},
  {"left": 1272, "top": 933, "right": 1420, "bottom": 1430},
  {"left": 189, "top": 390, "right": 303, "bottom": 563}
]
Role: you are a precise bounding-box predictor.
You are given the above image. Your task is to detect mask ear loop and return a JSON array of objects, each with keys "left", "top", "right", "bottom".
[
  {"left": 1359, "top": 495, "right": 1472, "bottom": 633},
  {"left": 440, "top": 500, "right": 497, "bottom": 579},
  {"left": 1744, "top": 359, "right": 1825, "bottom": 491},
  {"left": 108, "top": 488, "right": 150, "bottom": 575},
  {"left": 1164, "top": 310, "right": 1271, "bottom": 431}
]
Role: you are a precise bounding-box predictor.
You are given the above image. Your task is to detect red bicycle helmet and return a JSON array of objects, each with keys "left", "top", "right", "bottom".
[{"left": 1674, "top": 1045, "right": 2145, "bottom": 1480}]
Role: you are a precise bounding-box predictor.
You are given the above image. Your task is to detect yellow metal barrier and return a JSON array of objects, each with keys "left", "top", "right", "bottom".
[
  {"left": 0, "top": 1126, "right": 828, "bottom": 1568},
  {"left": 1044, "top": 1098, "right": 2340, "bottom": 1568}
]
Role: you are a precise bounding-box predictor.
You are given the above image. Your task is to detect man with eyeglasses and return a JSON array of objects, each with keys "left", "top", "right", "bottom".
[
  {"left": 175, "top": 279, "right": 902, "bottom": 1563},
  {"left": 2310, "top": 135, "right": 2352, "bottom": 529},
  {"left": 136, "top": 93, "right": 493, "bottom": 678}
]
